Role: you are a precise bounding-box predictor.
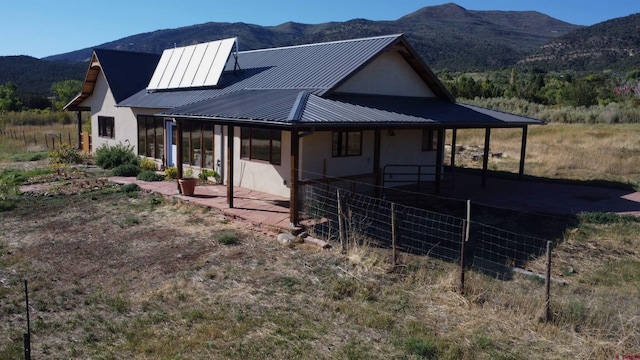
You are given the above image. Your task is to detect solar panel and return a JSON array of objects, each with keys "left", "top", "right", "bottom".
[{"left": 147, "top": 37, "right": 237, "bottom": 91}]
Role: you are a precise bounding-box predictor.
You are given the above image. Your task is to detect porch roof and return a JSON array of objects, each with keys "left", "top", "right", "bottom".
[{"left": 158, "top": 89, "right": 543, "bottom": 128}]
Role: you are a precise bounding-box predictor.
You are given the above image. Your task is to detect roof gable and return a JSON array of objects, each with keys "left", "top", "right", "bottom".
[
  {"left": 122, "top": 34, "right": 449, "bottom": 108},
  {"left": 65, "top": 49, "right": 160, "bottom": 111}
]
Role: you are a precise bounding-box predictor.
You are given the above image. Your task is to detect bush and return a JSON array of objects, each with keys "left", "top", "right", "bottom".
[
  {"left": 112, "top": 163, "right": 140, "bottom": 177},
  {"left": 140, "top": 158, "right": 157, "bottom": 171},
  {"left": 137, "top": 170, "right": 165, "bottom": 182},
  {"left": 164, "top": 167, "right": 178, "bottom": 179},
  {"left": 217, "top": 232, "right": 238, "bottom": 245},
  {"left": 95, "top": 143, "right": 140, "bottom": 170},
  {"left": 120, "top": 183, "right": 141, "bottom": 193},
  {"left": 49, "top": 143, "right": 82, "bottom": 166}
]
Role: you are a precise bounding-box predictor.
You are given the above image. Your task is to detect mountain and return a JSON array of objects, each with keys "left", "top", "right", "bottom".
[
  {"left": 519, "top": 13, "right": 640, "bottom": 71},
  {"left": 0, "top": 56, "right": 86, "bottom": 107},
  {"left": 44, "top": 3, "right": 580, "bottom": 72}
]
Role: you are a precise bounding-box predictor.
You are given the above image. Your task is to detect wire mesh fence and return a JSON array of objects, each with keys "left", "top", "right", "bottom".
[{"left": 300, "top": 180, "right": 554, "bottom": 304}]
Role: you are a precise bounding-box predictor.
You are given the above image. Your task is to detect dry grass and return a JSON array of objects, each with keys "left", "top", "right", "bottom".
[
  {"left": 0, "top": 123, "right": 80, "bottom": 162},
  {"left": 1, "top": 123, "right": 640, "bottom": 358},
  {"left": 450, "top": 123, "right": 640, "bottom": 187}
]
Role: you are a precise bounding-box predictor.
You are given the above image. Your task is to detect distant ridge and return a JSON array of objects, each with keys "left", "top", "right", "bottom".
[
  {"left": 43, "top": 3, "right": 580, "bottom": 72},
  {"left": 519, "top": 13, "right": 640, "bottom": 71}
]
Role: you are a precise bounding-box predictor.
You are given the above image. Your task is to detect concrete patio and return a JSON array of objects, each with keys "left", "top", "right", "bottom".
[{"left": 109, "top": 177, "right": 292, "bottom": 232}]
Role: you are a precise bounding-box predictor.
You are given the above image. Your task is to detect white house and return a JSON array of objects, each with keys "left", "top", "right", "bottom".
[{"left": 66, "top": 34, "right": 543, "bottom": 225}]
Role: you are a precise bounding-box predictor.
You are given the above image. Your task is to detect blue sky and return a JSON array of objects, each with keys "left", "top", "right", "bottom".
[{"left": 2, "top": 0, "right": 639, "bottom": 58}]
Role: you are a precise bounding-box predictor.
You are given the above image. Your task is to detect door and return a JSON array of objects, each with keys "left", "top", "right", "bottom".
[{"left": 165, "top": 120, "right": 177, "bottom": 167}]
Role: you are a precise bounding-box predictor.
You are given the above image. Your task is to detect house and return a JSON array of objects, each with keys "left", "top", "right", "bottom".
[{"left": 65, "top": 34, "right": 543, "bottom": 225}]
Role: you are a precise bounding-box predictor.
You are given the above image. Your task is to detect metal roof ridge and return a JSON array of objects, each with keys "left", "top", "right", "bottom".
[
  {"left": 239, "top": 34, "right": 404, "bottom": 54},
  {"left": 287, "top": 91, "right": 311, "bottom": 121}
]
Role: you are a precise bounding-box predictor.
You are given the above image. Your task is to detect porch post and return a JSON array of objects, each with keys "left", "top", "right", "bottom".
[
  {"left": 435, "top": 128, "right": 444, "bottom": 195},
  {"left": 76, "top": 111, "right": 82, "bottom": 150},
  {"left": 227, "top": 125, "right": 234, "bottom": 208},
  {"left": 450, "top": 128, "right": 457, "bottom": 171},
  {"left": 290, "top": 129, "right": 300, "bottom": 226},
  {"left": 373, "top": 129, "right": 381, "bottom": 197},
  {"left": 482, "top": 127, "right": 491, "bottom": 188},
  {"left": 176, "top": 119, "right": 183, "bottom": 193},
  {"left": 519, "top": 125, "right": 528, "bottom": 179}
]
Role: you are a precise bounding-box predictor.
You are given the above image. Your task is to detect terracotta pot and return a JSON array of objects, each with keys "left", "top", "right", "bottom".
[{"left": 178, "top": 178, "right": 197, "bottom": 196}]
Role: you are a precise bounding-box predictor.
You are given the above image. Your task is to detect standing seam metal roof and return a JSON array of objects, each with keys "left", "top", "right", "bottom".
[{"left": 119, "top": 34, "right": 403, "bottom": 109}]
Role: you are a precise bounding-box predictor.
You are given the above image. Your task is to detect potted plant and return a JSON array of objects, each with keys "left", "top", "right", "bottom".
[{"left": 178, "top": 169, "right": 197, "bottom": 196}]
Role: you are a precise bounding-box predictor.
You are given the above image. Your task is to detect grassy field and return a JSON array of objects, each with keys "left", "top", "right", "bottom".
[
  {"left": 0, "top": 122, "right": 80, "bottom": 163},
  {"left": 1, "top": 123, "right": 639, "bottom": 358},
  {"left": 450, "top": 123, "right": 640, "bottom": 189}
]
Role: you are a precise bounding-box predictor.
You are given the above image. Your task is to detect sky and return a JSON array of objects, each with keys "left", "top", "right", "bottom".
[{"left": 2, "top": 0, "right": 639, "bottom": 58}]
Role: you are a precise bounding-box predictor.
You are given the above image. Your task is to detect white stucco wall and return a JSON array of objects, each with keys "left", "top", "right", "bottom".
[
  {"left": 300, "top": 130, "right": 376, "bottom": 180},
  {"left": 233, "top": 128, "right": 292, "bottom": 198},
  {"left": 334, "top": 50, "right": 436, "bottom": 97},
  {"left": 82, "top": 71, "right": 140, "bottom": 153}
]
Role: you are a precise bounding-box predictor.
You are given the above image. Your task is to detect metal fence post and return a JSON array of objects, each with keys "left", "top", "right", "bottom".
[
  {"left": 543, "top": 240, "right": 552, "bottom": 323},
  {"left": 337, "top": 189, "right": 347, "bottom": 254},
  {"left": 391, "top": 203, "right": 397, "bottom": 267}
]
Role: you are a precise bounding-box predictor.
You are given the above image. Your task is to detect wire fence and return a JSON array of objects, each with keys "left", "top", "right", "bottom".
[{"left": 300, "top": 180, "right": 554, "bottom": 319}]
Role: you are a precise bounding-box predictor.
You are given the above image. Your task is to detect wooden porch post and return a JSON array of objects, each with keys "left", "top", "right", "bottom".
[
  {"left": 176, "top": 119, "right": 183, "bottom": 193},
  {"left": 373, "top": 129, "right": 381, "bottom": 198},
  {"left": 435, "top": 128, "right": 444, "bottom": 195},
  {"left": 450, "top": 128, "right": 457, "bottom": 171},
  {"left": 290, "top": 129, "right": 300, "bottom": 226},
  {"left": 519, "top": 125, "right": 528, "bottom": 179},
  {"left": 482, "top": 127, "right": 491, "bottom": 188},
  {"left": 76, "top": 111, "right": 82, "bottom": 150},
  {"left": 227, "top": 125, "right": 234, "bottom": 208}
]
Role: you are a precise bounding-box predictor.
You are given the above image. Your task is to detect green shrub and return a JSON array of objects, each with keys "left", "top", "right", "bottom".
[
  {"left": 140, "top": 158, "right": 157, "bottom": 171},
  {"left": 49, "top": 143, "right": 82, "bottom": 166},
  {"left": 164, "top": 167, "right": 178, "bottom": 179},
  {"left": 112, "top": 164, "right": 141, "bottom": 177},
  {"left": 120, "top": 183, "right": 141, "bottom": 193},
  {"left": 95, "top": 143, "right": 140, "bottom": 170},
  {"left": 217, "top": 232, "right": 238, "bottom": 245},
  {"left": 577, "top": 212, "right": 640, "bottom": 224},
  {"left": 199, "top": 169, "right": 221, "bottom": 182},
  {"left": 137, "top": 170, "right": 165, "bottom": 182}
]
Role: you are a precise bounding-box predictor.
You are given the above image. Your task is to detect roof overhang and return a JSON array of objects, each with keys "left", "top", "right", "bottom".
[{"left": 64, "top": 53, "right": 101, "bottom": 111}]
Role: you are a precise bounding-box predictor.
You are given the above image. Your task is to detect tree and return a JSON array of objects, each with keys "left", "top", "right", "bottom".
[
  {"left": 51, "top": 80, "right": 82, "bottom": 110},
  {"left": 0, "top": 82, "right": 22, "bottom": 111}
]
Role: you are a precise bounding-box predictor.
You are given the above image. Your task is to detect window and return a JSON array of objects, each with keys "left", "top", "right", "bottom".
[
  {"left": 137, "top": 116, "right": 164, "bottom": 159},
  {"left": 422, "top": 129, "right": 439, "bottom": 152},
  {"left": 240, "top": 127, "right": 281, "bottom": 165},
  {"left": 332, "top": 131, "right": 362, "bottom": 157},
  {"left": 98, "top": 116, "right": 115, "bottom": 139}
]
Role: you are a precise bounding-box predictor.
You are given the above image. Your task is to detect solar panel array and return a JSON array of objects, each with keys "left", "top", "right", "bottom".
[{"left": 147, "top": 37, "right": 237, "bottom": 91}]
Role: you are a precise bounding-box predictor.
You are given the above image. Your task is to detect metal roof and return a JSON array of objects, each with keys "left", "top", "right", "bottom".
[
  {"left": 119, "top": 34, "right": 412, "bottom": 109},
  {"left": 65, "top": 49, "right": 160, "bottom": 111},
  {"left": 160, "top": 90, "right": 542, "bottom": 128}
]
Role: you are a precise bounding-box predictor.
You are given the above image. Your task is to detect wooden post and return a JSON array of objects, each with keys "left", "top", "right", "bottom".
[
  {"left": 459, "top": 200, "right": 471, "bottom": 294},
  {"left": 543, "top": 240, "right": 552, "bottom": 323},
  {"left": 450, "top": 128, "right": 457, "bottom": 171},
  {"left": 435, "top": 128, "right": 444, "bottom": 195},
  {"left": 290, "top": 130, "right": 300, "bottom": 226},
  {"left": 519, "top": 126, "right": 528, "bottom": 179},
  {"left": 373, "top": 129, "right": 381, "bottom": 198},
  {"left": 482, "top": 128, "right": 491, "bottom": 188},
  {"left": 391, "top": 203, "right": 397, "bottom": 267},
  {"left": 77, "top": 111, "right": 83, "bottom": 150},
  {"left": 176, "top": 120, "right": 183, "bottom": 192},
  {"left": 227, "top": 125, "right": 234, "bottom": 208},
  {"left": 337, "top": 189, "right": 347, "bottom": 254}
]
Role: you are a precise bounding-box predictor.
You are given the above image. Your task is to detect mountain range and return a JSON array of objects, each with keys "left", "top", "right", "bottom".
[{"left": 2, "top": 3, "right": 639, "bottom": 103}]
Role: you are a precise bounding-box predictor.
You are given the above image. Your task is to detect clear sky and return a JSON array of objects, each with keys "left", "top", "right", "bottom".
[{"left": 2, "top": 0, "right": 639, "bottom": 58}]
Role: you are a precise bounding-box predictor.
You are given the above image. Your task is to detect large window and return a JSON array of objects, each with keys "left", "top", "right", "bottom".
[
  {"left": 332, "top": 131, "right": 362, "bottom": 157},
  {"left": 240, "top": 127, "right": 281, "bottom": 165},
  {"left": 422, "top": 129, "right": 439, "bottom": 152},
  {"left": 98, "top": 116, "right": 115, "bottom": 139},
  {"left": 137, "top": 116, "right": 164, "bottom": 159}
]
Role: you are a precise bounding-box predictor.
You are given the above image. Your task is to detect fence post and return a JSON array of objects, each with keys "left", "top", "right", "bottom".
[
  {"left": 459, "top": 200, "right": 471, "bottom": 294},
  {"left": 543, "top": 240, "right": 552, "bottom": 322},
  {"left": 391, "top": 203, "right": 397, "bottom": 267},
  {"left": 337, "top": 189, "right": 347, "bottom": 254}
]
